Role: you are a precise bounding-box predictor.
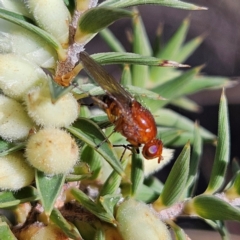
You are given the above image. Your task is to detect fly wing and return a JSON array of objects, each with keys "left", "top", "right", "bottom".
[{"left": 80, "top": 51, "right": 133, "bottom": 106}]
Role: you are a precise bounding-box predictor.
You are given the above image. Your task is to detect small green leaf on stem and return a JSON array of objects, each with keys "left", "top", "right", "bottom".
[
  {"left": 100, "top": 28, "right": 125, "bottom": 52},
  {"left": 166, "top": 220, "right": 188, "bottom": 240},
  {"left": 131, "top": 153, "right": 144, "bottom": 197},
  {"left": 71, "top": 188, "right": 116, "bottom": 224},
  {"left": 0, "top": 186, "right": 39, "bottom": 208},
  {"left": 132, "top": 11, "right": 151, "bottom": 87},
  {"left": 153, "top": 141, "right": 190, "bottom": 210},
  {"left": 50, "top": 208, "right": 82, "bottom": 240},
  {"left": 205, "top": 89, "right": 230, "bottom": 194},
  {"left": 76, "top": 7, "right": 133, "bottom": 43},
  {"left": 189, "top": 195, "right": 240, "bottom": 221},
  {"left": 35, "top": 170, "right": 65, "bottom": 216},
  {"left": 186, "top": 122, "right": 203, "bottom": 191},
  {"left": 0, "top": 222, "right": 17, "bottom": 240},
  {"left": 100, "top": 0, "right": 207, "bottom": 11},
  {"left": 67, "top": 118, "right": 124, "bottom": 176},
  {"left": 98, "top": 159, "right": 128, "bottom": 198}
]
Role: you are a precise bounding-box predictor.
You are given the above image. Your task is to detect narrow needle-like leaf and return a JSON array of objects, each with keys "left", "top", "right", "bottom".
[
  {"left": 153, "top": 141, "right": 190, "bottom": 210},
  {"left": 205, "top": 89, "right": 230, "bottom": 194}
]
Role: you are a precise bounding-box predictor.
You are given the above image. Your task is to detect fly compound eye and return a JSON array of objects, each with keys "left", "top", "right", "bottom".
[
  {"left": 148, "top": 145, "right": 159, "bottom": 156},
  {"left": 142, "top": 139, "right": 163, "bottom": 163}
]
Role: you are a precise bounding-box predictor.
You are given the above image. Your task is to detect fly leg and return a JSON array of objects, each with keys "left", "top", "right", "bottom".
[{"left": 112, "top": 144, "right": 140, "bottom": 161}]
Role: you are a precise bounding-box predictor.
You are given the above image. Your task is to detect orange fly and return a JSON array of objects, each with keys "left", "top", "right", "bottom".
[{"left": 80, "top": 51, "right": 163, "bottom": 163}]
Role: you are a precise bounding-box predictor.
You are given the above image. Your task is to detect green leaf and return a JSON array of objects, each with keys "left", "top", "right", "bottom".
[
  {"left": 67, "top": 118, "right": 124, "bottom": 176},
  {"left": 152, "top": 66, "right": 202, "bottom": 108},
  {"left": 71, "top": 188, "right": 117, "bottom": 224},
  {"left": 0, "top": 7, "right": 32, "bottom": 22},
  {"left": 144, "top": 176, "right": 164, "bottom": 193},
  {"left": 132, "top": 12, "right": 151, "bottom": 87},
  {"left": 224, "top": 171, "right": 240, "bottom": 198},
  {"left": 171, "top": 97, "right": 201, "bottom": 112},
  {"left": 164, "top": 131, "right": 197, "bottom": 147},
  {"left": 98, "top": 159, "right": 128, "bottom": 198},
  {"left": 191, "top": 195, "right": 240, "bottom": 221},
  {"left": 76, "top": 7, "right": 133, "bottom": 43},
  {"left": 0, "top": 222, "right": 17, "bottom": 240},
  {"left": 204, "top": 220, "right": 230, "bottom": 239},
  {"left": 160, "top": 128, "right": 182, "bottom": 146},
  {"left": 131, "top": 153, "right": 144, "bottom": 196},
  {"left": 159, "top": 18, "right": 190, "bottom": 60},
  {"left": 167, "top": 220, "right": 188, "bottom": 240},
  {"left": 153, "top": 141, "right": 190, "bottom": 210},
  {"left": 92, "top": 52, "right": 185, "bottom": 67},
  {"left": 121, "top": 64, "right": 132, "bottom": 85},
  {"left": 125, "top": 85, "right": 164, "bottom": 101},
  {"left": 50, "top": 208, "right": 82, "bottom": 240},
  {"left": 72, "top": 82, "right": 104, "bottom": 99},
  {"left": 100, "top": 0, "right": 207, "bottom": 10},
  {"left": 178, "top": 75, "right": 233, "bottom": 96},
  {"left": 0, "top": 142, "right": 25, "bottom": 157},
  {"left": 0, "top": 8, "right": 64, "bottom": 58},
  {"left": 48, "top": 76, "right": 75, "bottom": 103},
  {"left": 175, "top": 35, "right": 205, "bottom": 63},
  {"left": 74, "top": 220, "right": 97, "bottom": 240},
  {"left": 99, "top": 194, "right": 121, "bottom": 219},
  {"left": 155, "top": 109, "right": 215, "bottom": 141},
  {"left": 232, "top": 159, "right": 240, "bottom": 175},
  {"left": 63, "top": 0, "right": 76, "bottom": 14},
  {"left": 95, "top": 228, "right": 105, "bottom": 240},
  {"left": 100, "top": 28, "right": 125, "bottom": 52},
  {"left": 0, "top": 186, "right": 39, "bottom": 208},
  {"left": 0, "top": 139, "right": 11, "bottom": 153},
  {"left": 66, "top": 162, "right": 92, "bottom": 182},
  {"left": 150, "top": 18, "right": 190, "bottom": 82},
  {"left": 135, "top": 181, "right": 161, "bottom": 203},
  {"left": 80, "top": 145, "right": 102, "bottom": 180},
  {"left": 186, "top": 122, "right": 203, "bottom": 192},
  {"left": 89, "top": 114, "right": 111, "bottom": 130},
  {"left": 35, "top": 170, "right": 65, "bottom": 215},
  {"left": 205, "top": 90, "right": 230, "bottom": 194}
]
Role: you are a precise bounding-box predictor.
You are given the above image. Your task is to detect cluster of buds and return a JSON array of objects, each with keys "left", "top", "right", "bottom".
[{"left": 0, "top": 0, "right": 80, "bottom": 189}]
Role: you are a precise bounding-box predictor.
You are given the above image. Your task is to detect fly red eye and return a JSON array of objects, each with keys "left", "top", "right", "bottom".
[{"left": 142, "top": 139, "right": 163, "bottom": 163}]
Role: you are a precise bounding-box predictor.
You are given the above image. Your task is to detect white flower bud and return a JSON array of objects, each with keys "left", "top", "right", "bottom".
[
  {"left": 25, "top": 0, "right": 70, "bottom": 46},
  {"left": 0, "top": 94, "right": 33, "bottom": 141},
  {"left": 25, "top": 84, "right": 79, "bottom": 128},
  {"left": 116, "top": 198, "right": 172, "bottom": 240},
  {"left": 0, "top": 152, "right": 34, "bottom": 190},
  {"left": 0, "top": 53, "right": 47, "bottom": 101},
  {"left": 25, "top": 128, "right": 79, "bottom": 175}
]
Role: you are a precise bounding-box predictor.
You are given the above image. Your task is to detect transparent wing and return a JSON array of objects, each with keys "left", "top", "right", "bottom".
[{"left": 80, "top": 51, "right": 133, "bottom": 106}]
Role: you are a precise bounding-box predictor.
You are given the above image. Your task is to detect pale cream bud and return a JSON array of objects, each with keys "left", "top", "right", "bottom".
[
  {"left": 25, "top": 84, "right": 79, "bottom": 128},
  {"left": 10, "top": 28, "right": 57, "bottom": 68},
  {"left": 0, "top": 94, "right": 33, "bottom": 141},
  {"left": 25, "top": 128, "right": 79, "bottom": 175},
  {"left": 116, "top": 198, "right": 172, "bottom": 240},
  {"left": 25, "top": 0, "right": 70, "bottom": 46},
  {"left": 0, "top": 152, "right": 34, "bottom": 190},
  {"left": 0, "top": 53, "right": 47, "bottom": 101}
]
